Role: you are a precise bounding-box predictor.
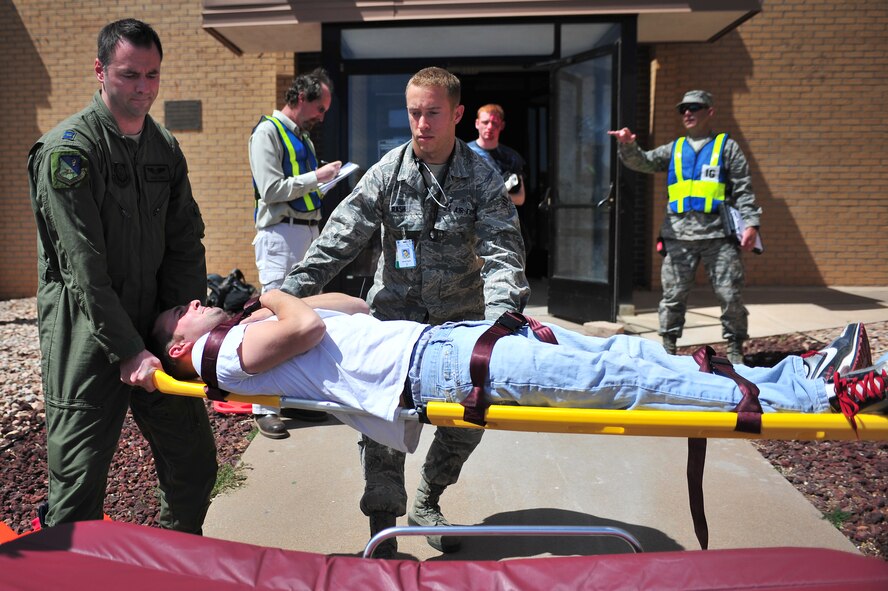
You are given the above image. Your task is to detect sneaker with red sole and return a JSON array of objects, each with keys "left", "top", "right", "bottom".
[
  {"left": 803, "top": 323, "right": 871, "bottom": 383},
  {"left": 830, "top": 356, "right": 888, "bottom": 430}
]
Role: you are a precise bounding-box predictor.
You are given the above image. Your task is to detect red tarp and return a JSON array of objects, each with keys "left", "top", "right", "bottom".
[{"left": 1, "top": 520, "right": 887, "bottom": 590}]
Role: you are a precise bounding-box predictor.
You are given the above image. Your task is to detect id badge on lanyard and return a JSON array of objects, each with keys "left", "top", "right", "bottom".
[{"left": 395, "top": 237, "right": 417, "bottom": 269}]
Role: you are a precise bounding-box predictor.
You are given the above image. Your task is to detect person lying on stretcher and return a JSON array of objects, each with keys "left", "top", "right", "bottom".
[{"left": 151, "top": 290, "right": 888, "bottom": 453}]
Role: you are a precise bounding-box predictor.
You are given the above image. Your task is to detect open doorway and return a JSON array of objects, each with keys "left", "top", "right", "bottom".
[
  {"left": 455, "top": 70, "right": 551, "bottom": 279},
  {"left": 323, "top": 19, "right": 635, "bottom": 318}
]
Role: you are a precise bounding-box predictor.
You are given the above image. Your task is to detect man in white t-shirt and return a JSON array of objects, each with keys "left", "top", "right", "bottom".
[{"left": 151, "top": 290, "right": 886, "bottom": 459}]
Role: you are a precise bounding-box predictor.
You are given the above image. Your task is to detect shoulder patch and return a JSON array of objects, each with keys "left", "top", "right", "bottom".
[
  {"left": 51, "top": 151, "right": 88, "bottom": 189},
  {"left": 62, "top": 130, "right": 77, "bottom": 140}
]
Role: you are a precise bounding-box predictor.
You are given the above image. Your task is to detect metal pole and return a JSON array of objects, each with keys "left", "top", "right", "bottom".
[{"left": 362, "top": 525, "right": 643, "bottom": 558}]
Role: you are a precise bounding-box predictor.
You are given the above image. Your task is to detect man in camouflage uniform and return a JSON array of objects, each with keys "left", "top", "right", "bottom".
[
  {"left": 609, "top": 90, "right": 762, "bottom": 363},
  {"left": 281, "top": 67, "right": 529, "bottom": 557},
  {"left": 27, "top": 19, "right": 216, "bottom": 531}
]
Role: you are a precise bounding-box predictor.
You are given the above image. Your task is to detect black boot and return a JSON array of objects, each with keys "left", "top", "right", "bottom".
[
  {"left": 368, "top": 511, "right": 397, "bottom": 559},
  {"left": 726, "top": 339, "right": 744, "bottom": 365}
]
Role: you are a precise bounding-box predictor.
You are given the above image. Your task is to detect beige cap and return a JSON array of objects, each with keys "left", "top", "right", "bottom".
[{"left": 676, "top": 90, "right": 713, "bottom": 108}]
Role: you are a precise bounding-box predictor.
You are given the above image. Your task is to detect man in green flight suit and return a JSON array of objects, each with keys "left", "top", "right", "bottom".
[{"left": 27, "top": 18, "right": 217, "bottom": 532}]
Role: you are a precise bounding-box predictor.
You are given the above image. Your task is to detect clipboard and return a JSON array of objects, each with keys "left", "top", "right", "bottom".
[
  {"left": 721, "top": 204, "right": 764, "bottom": 254},
  {"left": 319, "top": 162, "right": 360, "bottom": 193}
]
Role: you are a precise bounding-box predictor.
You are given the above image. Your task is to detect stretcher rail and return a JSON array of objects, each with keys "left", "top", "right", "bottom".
[
  {"left": 363, "top": 525, "right": 644, "bottom": 558},
  {"left": 153, "top": 371, "right": 888, "bottom": 441}
]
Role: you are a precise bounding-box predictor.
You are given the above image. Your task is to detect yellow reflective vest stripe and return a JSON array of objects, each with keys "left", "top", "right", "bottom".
[{"left": 263, "top": 116, "right": 321, "bottom": 212}]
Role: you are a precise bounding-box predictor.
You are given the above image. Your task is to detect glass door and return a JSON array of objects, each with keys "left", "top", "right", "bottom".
[
  {"left": 322, "top": 73, "right": 412, "bottom": 297},
  {"left": 547, "top": 46, "right": 620, "bottom": 322}
]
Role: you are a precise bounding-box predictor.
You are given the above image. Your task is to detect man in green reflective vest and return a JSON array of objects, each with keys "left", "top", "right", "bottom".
[
  {"left": 609, "top": 90, "right": 762, "bottom": 364},
  {"left": 249, "top": 68, "right": 343, "bottom": 437}
]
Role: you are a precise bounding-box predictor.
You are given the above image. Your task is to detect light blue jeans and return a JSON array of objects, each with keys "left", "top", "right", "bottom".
[{"left": 409, "top": 321, "right": 831, "bottom": 414}]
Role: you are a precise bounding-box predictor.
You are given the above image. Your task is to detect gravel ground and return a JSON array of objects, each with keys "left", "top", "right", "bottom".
[{"left": 1, "top": 297, "right": 885, "bottom": 560}]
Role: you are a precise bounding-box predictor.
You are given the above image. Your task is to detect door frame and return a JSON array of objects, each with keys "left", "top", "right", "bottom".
[
  {"left": 315, "top": 17, "right": 638, "bottom": 304},
  {"left": 546, "top": 20, "right": 637, "bottom": 323}
]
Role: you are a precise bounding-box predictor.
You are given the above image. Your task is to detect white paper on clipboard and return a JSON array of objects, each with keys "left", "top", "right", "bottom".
[
  {"left": 319, "top": 162, "right": 360, "bottom": 193},
  {"left": 722, "top": 205, "right": 764, "bottom": 254}
]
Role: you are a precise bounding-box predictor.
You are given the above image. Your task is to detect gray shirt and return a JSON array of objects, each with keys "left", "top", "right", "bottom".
[{"left": 249, "top": 109, "right": 321, "bottom": 229}]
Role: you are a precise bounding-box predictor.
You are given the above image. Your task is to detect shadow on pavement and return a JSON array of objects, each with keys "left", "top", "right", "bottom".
[{"left": 423, "top": 508, "right": 683, "bottom": 561}]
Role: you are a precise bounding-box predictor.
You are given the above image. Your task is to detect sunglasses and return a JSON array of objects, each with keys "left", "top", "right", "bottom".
[{"left": 678, "top": 103, "right": 708, "bottom": 115}]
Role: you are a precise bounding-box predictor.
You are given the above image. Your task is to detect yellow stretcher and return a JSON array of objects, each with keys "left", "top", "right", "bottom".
[{"left": 153, "top": 371, "right": 888, "bottom": 441}]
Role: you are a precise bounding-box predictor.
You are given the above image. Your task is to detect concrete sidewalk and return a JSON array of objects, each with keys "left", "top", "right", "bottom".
[
  {"left": 615, "top": 285, "right": 888, "bottom": 347},
  {"left": 203, "top": 284, "right": 888, "bottom": 560}
]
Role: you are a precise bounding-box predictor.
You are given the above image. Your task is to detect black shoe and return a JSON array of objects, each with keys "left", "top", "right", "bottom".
[
  {"left": 368, "top": 511, "right": 398, "bottom": 559},
  {"left": 36, "top": 501, "right": 49, "bottom": 528},
  {"left": 830, "top": 358, "right": 888, "bottom": 429},
  {"left": 280, "top": 408, "right": 329, "bottom": 422},
  {"left": 370, "top": 538, "right": 398, "bottom": 559},
  {"left": 254, "top": 414, "right": 289, "bottom": 439},
  {"left": 804, "top": 323, "right": 872, "bottom": 382}
]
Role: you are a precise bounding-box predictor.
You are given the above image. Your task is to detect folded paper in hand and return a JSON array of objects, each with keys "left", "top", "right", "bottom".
[
  {"left": 721, "top": 205, "right": 764, "bottom": 254},
  {"left": 319, "top": 162, "right": 360, "bottom": 193}
]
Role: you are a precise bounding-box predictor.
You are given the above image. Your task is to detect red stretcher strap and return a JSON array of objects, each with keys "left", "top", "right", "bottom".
[
  {"left": 200, "top": 298, "right": 261, "bottom": 402},
  {"left": 693, "top": 345, "right": 763, "bottom": 434},
  {"left": 462, "top": 312, "right": 558, "bottom": 426},
  {"left": 687, "top": 345, "right": 765, "bottom": 550}
]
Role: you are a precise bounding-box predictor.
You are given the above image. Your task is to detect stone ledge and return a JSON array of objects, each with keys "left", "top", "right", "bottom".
[{"left": 582, "top": 320, "right": 625, "bottom": 337}]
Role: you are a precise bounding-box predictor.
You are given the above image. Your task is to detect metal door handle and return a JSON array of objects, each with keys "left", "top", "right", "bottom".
[{"left": 596, "top": 183, "right": 615, "bottom": 208}]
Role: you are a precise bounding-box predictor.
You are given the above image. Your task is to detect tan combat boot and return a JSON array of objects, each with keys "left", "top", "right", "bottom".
[{"left": 407, "top": 477, "right": 460, "bottom": 553}]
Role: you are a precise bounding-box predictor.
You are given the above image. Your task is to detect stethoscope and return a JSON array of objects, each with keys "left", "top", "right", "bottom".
[{"left": 415, "top": 157, "right": 451, "bottom": 210}]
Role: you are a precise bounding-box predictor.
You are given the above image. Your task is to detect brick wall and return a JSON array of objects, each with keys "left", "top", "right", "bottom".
[
  {"left": 0, "top": 0, "right": 291, "bottom": 298},
  {"left": 645, "top": 0, "right": 888, "bottom": 287},
  {"left": 3, "top": 0, "right": 886, "bottom": 300}
]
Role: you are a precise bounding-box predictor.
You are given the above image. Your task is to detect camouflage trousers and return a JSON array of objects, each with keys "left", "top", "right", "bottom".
[
  {"left": 358, "top": 426, "right": 484, "bottom": 516},
  {"left": 658, "top": 237, "right": 749, "bottom": 342}
]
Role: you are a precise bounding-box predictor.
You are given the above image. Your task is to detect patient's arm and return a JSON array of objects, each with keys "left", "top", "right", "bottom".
[
  {"left": 301, "top": 292, "right": 370, "bottom": 315},
  {"left": 239, "top": 290, "right": 327, "bottom": 373},
  {"left": 240, "top": 308, "right": 273, "bottom": 324},
  {"left": 241, "top": 292, "right": 367, "bottom": 326}
]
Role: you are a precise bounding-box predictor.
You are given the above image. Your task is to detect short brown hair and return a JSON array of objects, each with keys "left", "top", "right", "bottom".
[
  {"left": 148, "top": 312, "right": 195, "bottom": 380},
  {"left": 406, "top": 67, "right": 461, "bottom": 106},
  {"left": 476, "top": 104, "right": 505, "bottom": 120},
  {"left": 97, "top": 19, "right": 162, "bottom": 68}
]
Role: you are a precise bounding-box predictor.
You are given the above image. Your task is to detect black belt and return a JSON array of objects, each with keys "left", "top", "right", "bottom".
[
  {"left": 400, "top": 378, "right": 415, "bottom": 409},
  {"left": 280, "top": 217, "right": 319, "bottom": 226}
]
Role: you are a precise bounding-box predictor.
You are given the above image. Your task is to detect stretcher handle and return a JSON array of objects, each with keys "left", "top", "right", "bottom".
[
  {"left": 153, "top": 370, "right": 279, "bottom": 408},
  {"left": 152, "top": 370, "right": 420, "bottom": 421}
]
